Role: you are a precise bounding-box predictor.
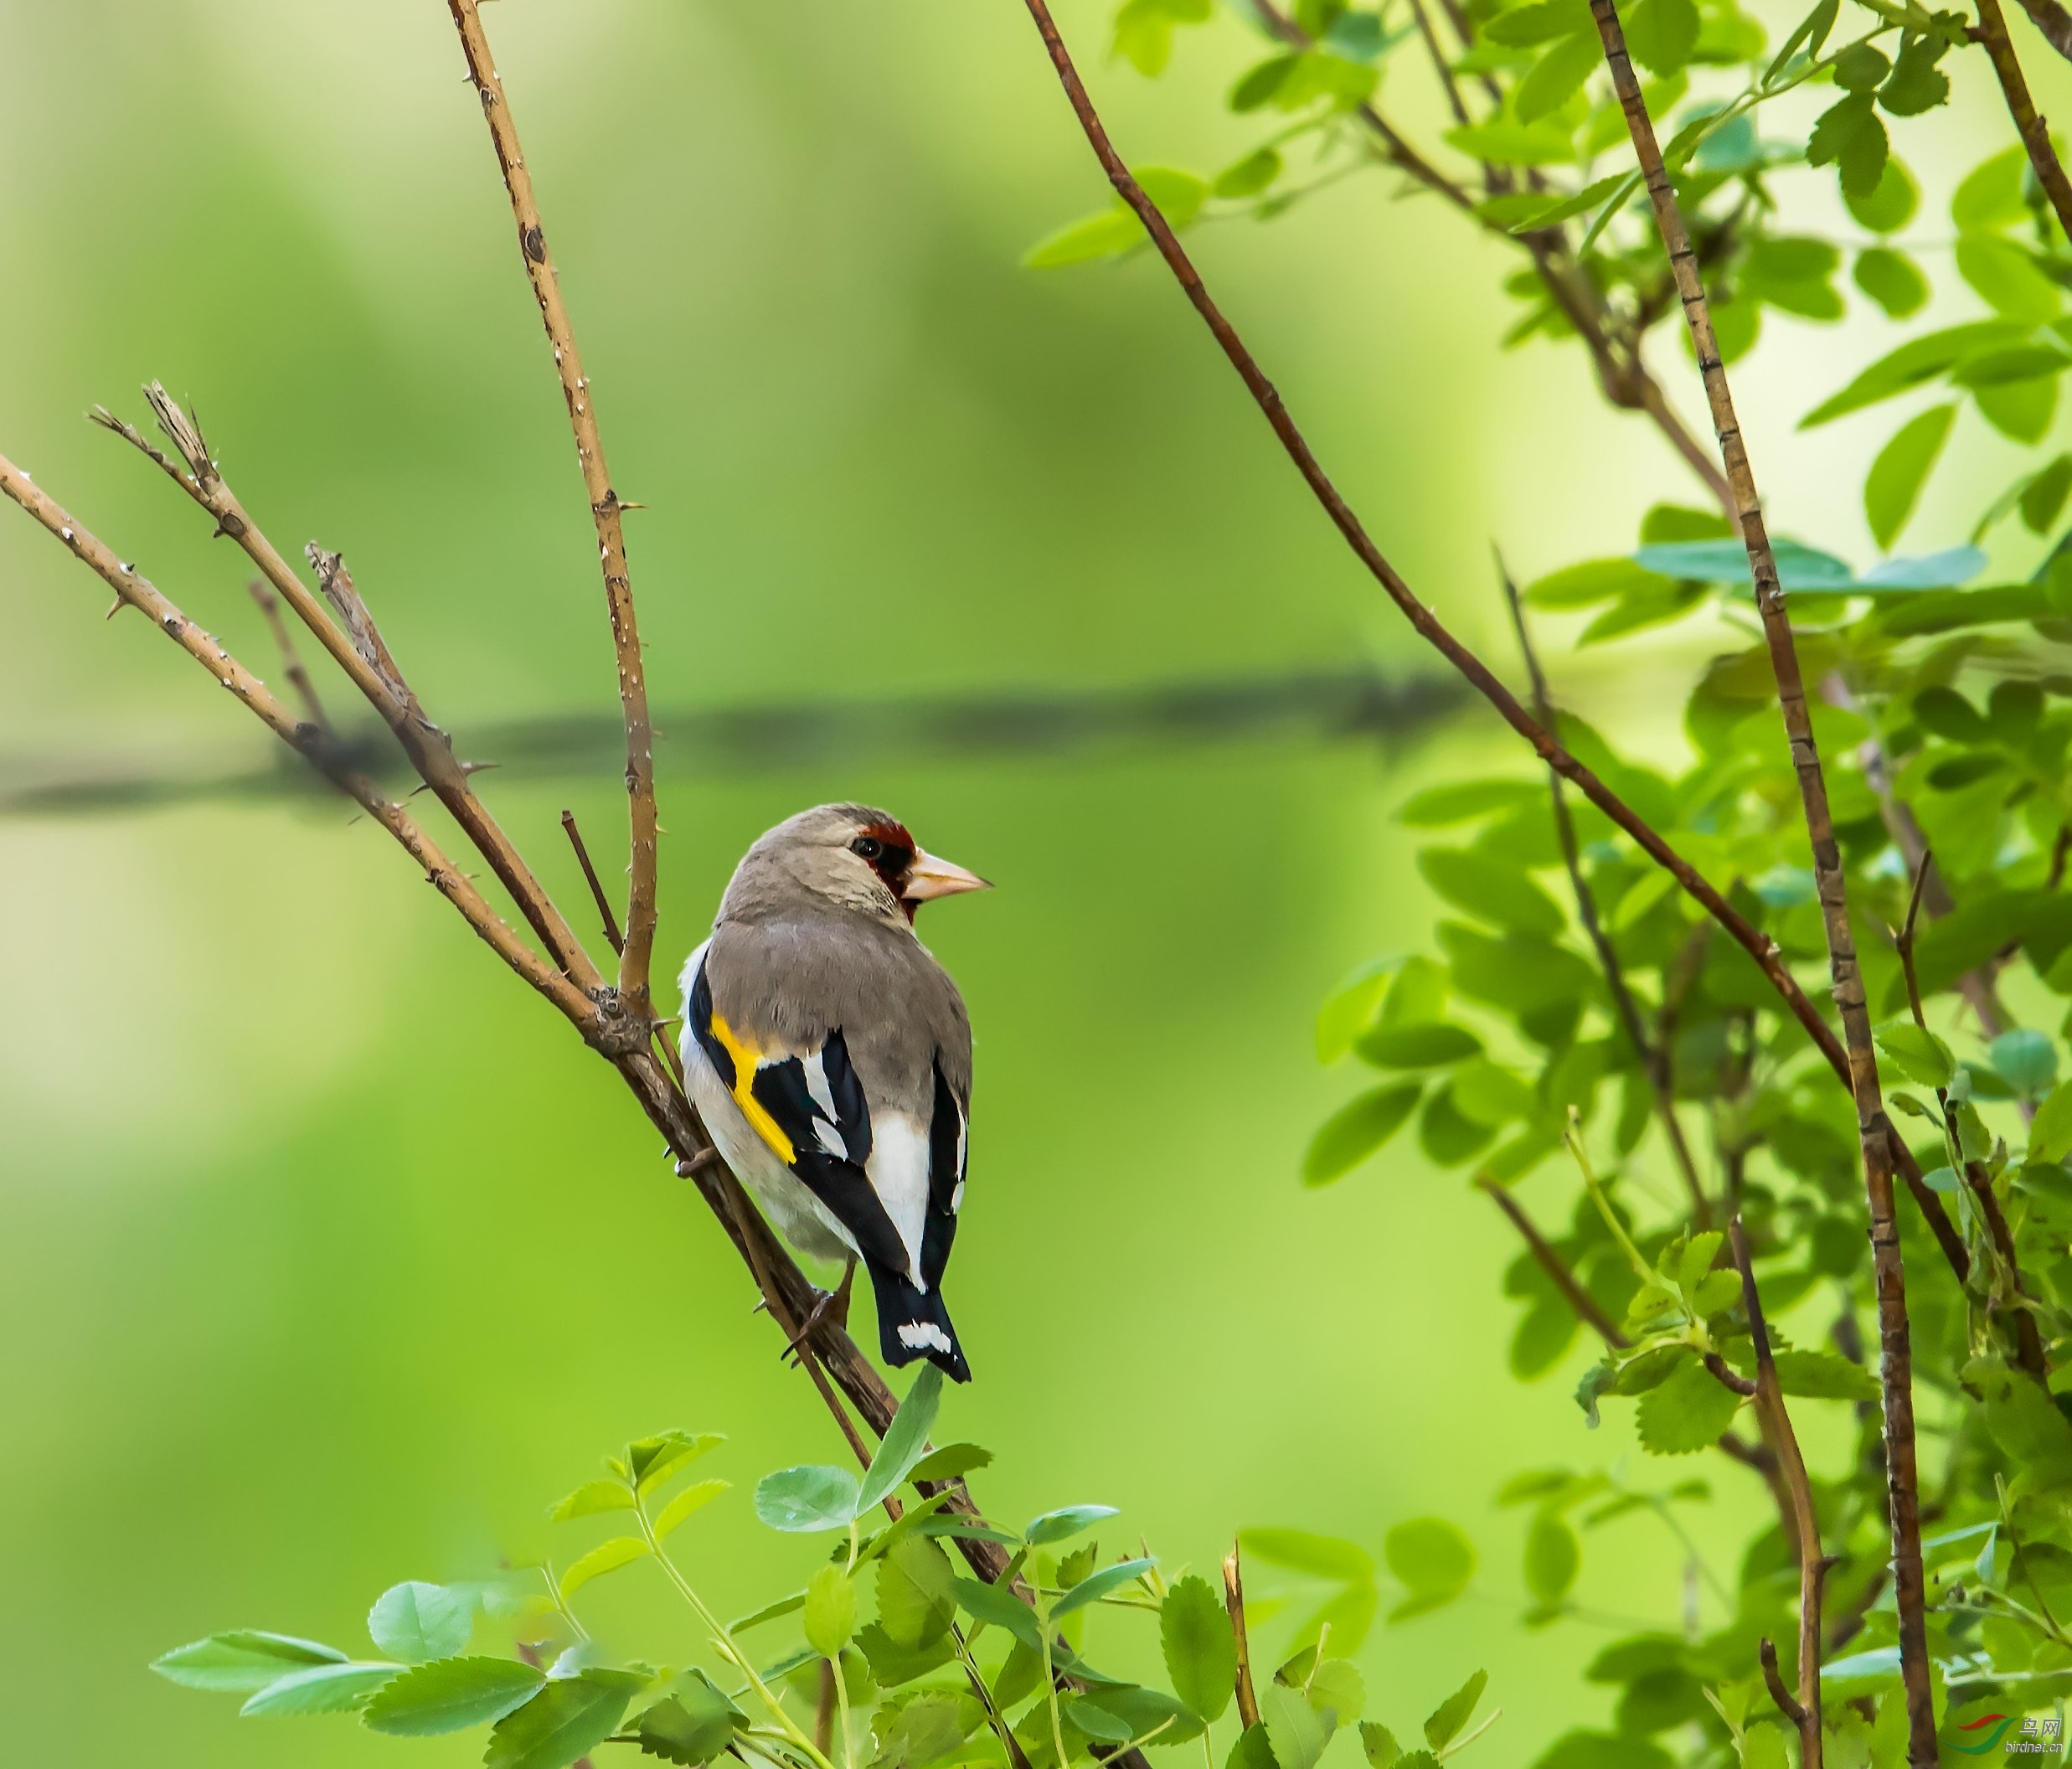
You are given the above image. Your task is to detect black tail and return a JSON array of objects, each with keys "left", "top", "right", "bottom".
[{"left": 865, "top": 1259, "right": 971, "bottom": 1383}]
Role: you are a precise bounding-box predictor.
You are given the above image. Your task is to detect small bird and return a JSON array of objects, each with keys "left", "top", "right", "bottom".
[{"left": 679, "top": 804, "right": 991, "bottom": 1381}]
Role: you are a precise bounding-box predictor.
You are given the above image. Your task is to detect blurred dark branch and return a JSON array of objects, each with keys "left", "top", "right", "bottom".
[
  {"left": 0, "top": 666, "right": 1459, "bottom": 819},
  {"left": 1010, "top": 0, "right": 1963, "bottom": 1284},
  {"left": 1497, "top": 558, "right": 1709, "bottom": 1225},
  {"left": 247, "top": 579, "right": 329, "bottom": 733},
  {"left": 563, "top": 809, "right": 626, "bottom": 956}
]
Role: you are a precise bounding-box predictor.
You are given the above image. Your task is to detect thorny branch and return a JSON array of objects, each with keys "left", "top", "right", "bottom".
[
  {"left": 446, "top": 0, "right": 661, "bottom": 1029},
  {"left": 1973, "top": 0, "right": 2072, "bottom": 243},
  {"left": 1581, "top": 1, "right": 1935, "bottom": 1752}
]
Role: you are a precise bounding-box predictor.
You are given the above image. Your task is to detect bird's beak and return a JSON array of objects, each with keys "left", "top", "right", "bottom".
[{"left": 902, "top": 849, "right": 992, "bottom": 904}]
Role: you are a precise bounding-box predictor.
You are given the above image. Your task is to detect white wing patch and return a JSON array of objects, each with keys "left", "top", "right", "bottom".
[{"left": 867, "top": 1111, "right": 932, "bottom": 1290}]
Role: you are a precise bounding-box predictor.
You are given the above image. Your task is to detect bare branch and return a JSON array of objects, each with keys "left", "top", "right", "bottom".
[
  {"left": 1477, "top": 1174, "right": 1629, "bottom": 1348},
  {"left": 1582, "top": 0, "right": 1933, "bottom": 1746},
  {"left": 562, "top": 808, "right": 626, "bottom": 957},
  {"left": 91, "top": 387, "right": 601, "bottom": 993},
  {"left": 0, "top": 456, "right": 592, "bottom": 1029},
  {"left": 445, "top": 0, "right": 661, "bottom": 1024}
]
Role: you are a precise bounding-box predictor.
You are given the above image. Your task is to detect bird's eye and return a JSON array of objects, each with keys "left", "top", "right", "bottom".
[{"left": 851, "top": 836, "right": 884, "bottom": 862}]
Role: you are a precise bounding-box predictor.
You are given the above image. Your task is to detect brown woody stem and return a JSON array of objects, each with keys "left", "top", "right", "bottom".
[
  {"left": 1477, "top": 1175, "right": 1629, "bottom": 1348},
  {"left": 1975, "top": 0, "right": 2072, "bottom": 241},
  {"left": 1222, "top": 1545, "right": 1260, "bottom": 1729},
  {"left": 562, "top": 808, "right": 627, "bottom": 957},
  {"left": 1734, "top": 1220, "right": 1824, "bottom": 1766},
  {"left": 1584, "top": 2, "right": 1933, "bottom": 1751},
  {"left": 446, "top": 0, "right": 661, "bottom": 1026}
]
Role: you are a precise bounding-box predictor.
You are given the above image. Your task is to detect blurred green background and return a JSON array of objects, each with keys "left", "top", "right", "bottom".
[{"left": 0, "top": 0, "right": 2044, "bottom": 1761}]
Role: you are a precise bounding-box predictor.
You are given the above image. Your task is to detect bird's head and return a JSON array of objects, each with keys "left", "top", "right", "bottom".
[{"left": 725, "top": 803, "right": 992, "bottom": 928}]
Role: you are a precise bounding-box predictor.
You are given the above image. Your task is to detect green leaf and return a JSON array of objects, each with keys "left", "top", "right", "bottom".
[
  {"left": 630, "top": 1432, "right": 724, "bottom": 1495},
  {"left": 951, "top": 1577, "right": 1044, "bottom": 1649},
  {"left": 1832, "top": 42, "right": 1889, "bottom": 90},
  {"left": 367, "top": 1582, "right": 472, "bottom": 1666},
  {"left": 1957, "top": 235, "right": 2062, "bottom": 325},
  {"left": 1024, "top": 208, "right": 1146, "bottom": 269},
  {"left": 559, "top": 1536, "right": 647, "bottom": 1600},
  {"left": 1316, "top": 958, "right": 1400, "bottom": 1061},
  {"left": 1977, "top": 374, "right": 2060, "bottom": 443},
  {"left": 1359, "top": 1720, "right": 1403, "bottom": 1768},
  {"left": 877, "top": 1534, "right": 956, "bottom": 1649},
  {"left": 858, "top": 1364, "right": 945, "bottom": 1515},
  {"left": 1307, "top": 1659, "right": 1364, "bottom": 1728},
  {"left": 363, "top": 1656, "right": 548, "bottom": 1736},
  {"left": 633, "top": 1674, "right": 741, "bottom": 1766},
  {"left": 1054, "top": 1557, "right": 1154, "bottom": 1618},
  {"left": 1303, "top": 1083, "right": 1420, "bottom": 1184},
  {"left": 1852, "top": 247, "right": 1928, "bottom": 318},
  {"left": 1443, "top": 118, "right": 1577, "bottom": 165},
  {"left": 1874, "top": 1020, "right": 1956, "bottom": 1088},
  {"left": 1625, "top": 0, "right": 1699, "bottom": 74},
  {"left": 1383, "top": 1518, "right": 1474, "bottom": 1618},
  {"left": 1636, "top": 1354, "right": 1742, "bottom": 1453},
  {"left": 1230, "top": 1721, "right": 1279, "bottom": 1769},
  {"left": 1450, "top": 1059, "right": 1536, "bottom": 1129},
  {"left": 1263, "top": 1681, "right": 1331, "bottom": 1769},
  {"left": 1516, "top": 32, "right": 1602, "bottom": 121},
  {"left": 2031, "top": 1077, "right": 2072, "bottom": 1162},
  {"left": 1080, "top": 1684, "right": 1205, "bottom": 1747},
  {"left": 1214, "top": 147, "right": 1283, "bottom": 199},
  {"left": 1160, "top": 1576, "right": 1236, "bottom": 1724},
  {"left": 654, "top": 1478, "right": 729, "bottom": 1540},
  {"left": 1877, "top": 36, "right": 1949, "bottom": 114},
  {"left": 1771, "top": 1349, "right": 1880, "bottom": 1401},
  {"left": 1992, "top": 1029, "right": 2059, "bottom": 1096},
  {"left": 1398, "top": 780, "right": 1542, "bottom": 825},
  {"left": 1523, "top": 1510, "right": 1580, "bottom": 1602},
  {"left": 1846, "top": 156, "right": 1918, "bottom": 233},
  {"left": 1498, "top": 174, "right": 1628, "bottom": 235},
  {"left": 2021, "top": 455, "right": 2072, "bottom": 533},
  {"left": 152, "top": 1631, "right": 348, "bottom": 1693},
  {"left": 550, "top": 1481, "right": 634, "bottom": 1523},
  {"left": 1417, "top": 848, "right": 1564, "bottom": 936},
  {"left": 1422, "top": 1670, "right": 1486, "bottom": 1752},
  {"left": 238, "top": 1660, "right": 401, "bottom": 1716},
  {"left": 1482, "top": 0, "right": 1590, "bottom": 45},
  {"left": 1243, "top": 1529, "right": 1374, "bottom": 1581},
  {"left": 1026, "top": 1503, "right": 1118, "bottom": 1545},
  {"left": 1354, "top": 1023, "right": 1482, "bottom": 1067},
  {"left": 879, "top": 1692, "right": 974, "bottom": 1767},
  {"left": 908, "top": 1442, "right": 991, "bottom": 1483},
  {"left": 755, "top": 1465, "right": 861, "bottom": 1532},
  {"left": 1802, "top": 322, "right": 2028, "bottom": 427},
  {"left": 1863, "top": 405, "right": 1955, "bottom": 550},
  {"left": 1806, "top": 90, "right": 1887, "bottom": 201},
  {"left": 483, "top": 1669, "right": 644, "bottom": 1769},
  {"left": 805, "top": 1563, "right": 857, "bottom": 1659},
  {"left": 1954, "top": 147, "right": 2029, "bottom": 230},
  {"left": 1524, "top": 557, "right": 1670, "bottom": 609}
]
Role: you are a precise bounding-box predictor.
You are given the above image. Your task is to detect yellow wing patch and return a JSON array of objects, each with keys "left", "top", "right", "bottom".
[{"left": 708, "top": 1011, "right": 797, "bottom": 1164}]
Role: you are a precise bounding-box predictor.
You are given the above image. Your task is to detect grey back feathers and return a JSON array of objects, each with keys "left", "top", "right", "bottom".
[{"left": 706, "top": 804, "right": 972, "bottom": 1115}]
